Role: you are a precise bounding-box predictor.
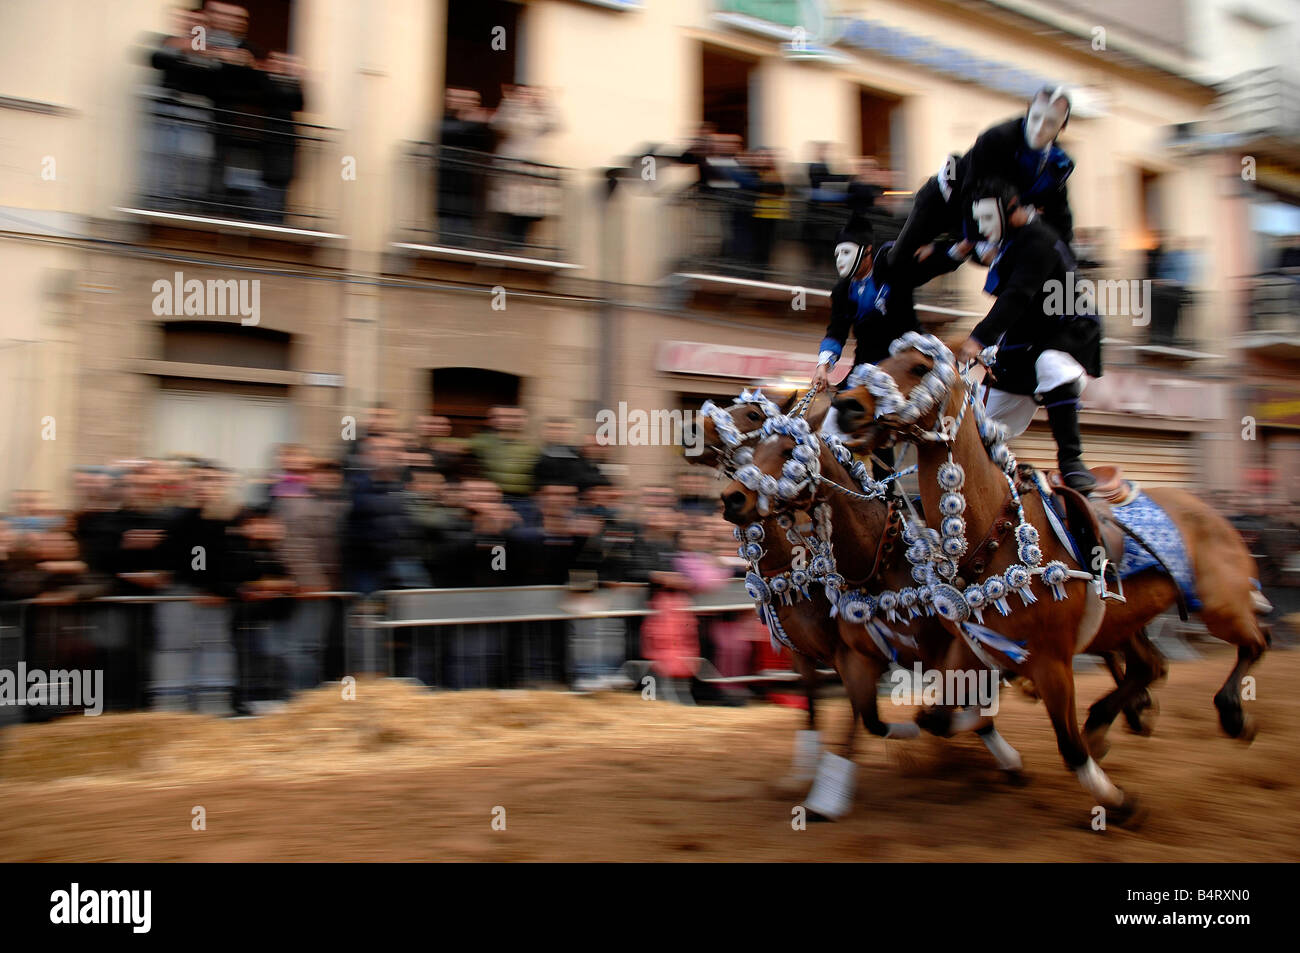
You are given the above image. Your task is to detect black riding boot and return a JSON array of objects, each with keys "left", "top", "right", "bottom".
[{"left": 1042, "top": 384, "right": 1096, "bottom": 494}]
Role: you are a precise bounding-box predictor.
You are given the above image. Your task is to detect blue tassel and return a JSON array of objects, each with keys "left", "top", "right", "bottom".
[{"left": 993, "top": 597, "right": 1011, "bottom": 616}]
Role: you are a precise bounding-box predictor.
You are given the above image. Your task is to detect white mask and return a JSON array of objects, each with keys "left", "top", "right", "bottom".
[
  {"left": 1025, "top": 95, "right": 1068, "bottom": 151},
  {"left": 834, "top": 241, "right": 862, "bottom": 279},
  {"left": 973, "top": 198, "right": 1003, "bottom": 245}
]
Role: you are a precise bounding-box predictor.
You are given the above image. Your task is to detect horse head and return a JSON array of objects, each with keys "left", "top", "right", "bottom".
[{"left": 833, "top": 333, "right": 963, "bottom": 448}]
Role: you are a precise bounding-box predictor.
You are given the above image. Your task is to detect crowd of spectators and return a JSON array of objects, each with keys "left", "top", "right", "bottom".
[
  {"left": 147, "top": 2, "right": 307, "bottom": 223},
  {"left": 0, "top": 405, "right": 779, "bottom": 715},
  {"left": 677, "top": 126, "right": 905, "bottom": 279}
]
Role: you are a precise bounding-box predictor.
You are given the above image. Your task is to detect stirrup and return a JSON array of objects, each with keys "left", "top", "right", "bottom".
[{"left": 1095, "top": 558, "right": 1126, "bottom": 604}]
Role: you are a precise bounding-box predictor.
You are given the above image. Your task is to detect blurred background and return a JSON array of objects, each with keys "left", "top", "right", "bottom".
[{"left": 1, "top": 0, "right": 1299, "bottom": 713}]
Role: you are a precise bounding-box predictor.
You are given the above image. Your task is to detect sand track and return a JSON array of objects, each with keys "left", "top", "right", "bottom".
[{"left": 1, "top": 646, "right": 1296, "bottom": 861}]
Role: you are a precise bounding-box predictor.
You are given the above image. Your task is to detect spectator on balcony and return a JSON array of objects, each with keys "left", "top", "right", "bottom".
[
  {"left": 438, "top": 88, "right": 494, "bottom": 246},
  {"left": 489, "top": 84, "right": 561, "bottom": 251},
  {"left": 258, "top": 51, "right": 306, "bottom": 225},
  {"left": 200, "top": 1, "right": 266, "bottom": 213},
  {"left": 469, "top": 405, "right": 540, "bottom": 520},
  {"left": 148, "top": 7, "right": 220, "bottom": 211},
  {"left": 846, "top": 156, "right": 886, "bottom": 215},
  {"left": 749, "top": 148, "right": 790, "bottom": 274}
]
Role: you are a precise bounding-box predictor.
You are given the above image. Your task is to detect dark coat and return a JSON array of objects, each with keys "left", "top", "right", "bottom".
[
  {"left": 821, "top": 240, "right": 963, "bottom": 367},
  {"left": 958, "top": 117, "right": 1075, "bottom": 245},
  {"left": 971, "top": 218, "right": 1102, "bottom": 395}
]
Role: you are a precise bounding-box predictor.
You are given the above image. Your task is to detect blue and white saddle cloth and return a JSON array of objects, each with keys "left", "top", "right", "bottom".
[{"left": 1113, "top": 491, "right": 1200, "bottom": 610}]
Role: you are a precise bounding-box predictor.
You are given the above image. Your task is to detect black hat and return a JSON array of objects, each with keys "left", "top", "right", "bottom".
[{"left": 835, "top": 213, "right": 874, "bottom": 248}]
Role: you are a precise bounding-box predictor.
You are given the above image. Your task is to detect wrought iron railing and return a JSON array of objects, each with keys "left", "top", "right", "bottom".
[
  {"left": 398, "top": 142, "right": 568, "bottom": 261},
  {"left": 137, "top": 90, "right": 335, "bottom": 230}
]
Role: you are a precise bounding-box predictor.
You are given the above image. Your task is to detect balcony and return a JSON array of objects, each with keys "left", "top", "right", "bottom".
[
  {"left": 1206, "top": 67, "right": 1300, "bottom": 151},
  {"left": 124, "top": 91, "right": 339, "bottom": 240},
  {"left": 1237, "top": 272, "right": 1300, "bottom": 359},
  {"left": 393, "top": 142, "right": 575, "bottom": 271}
]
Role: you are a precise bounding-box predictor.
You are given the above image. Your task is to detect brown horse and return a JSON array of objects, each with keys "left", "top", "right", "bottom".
[
  {"left": 698, "top": 391, "right": 1021, "bottom": 818},
  {"left": 831, "top": 337, "right": 1144, "bottom": 822},
  {"left": 834, "top": 358, "right": 1271, "bottom": 755},
  {"left": 720, "top": 422, "right": 1026, "bottom": 779},
  {"left": 691, "top": 388, "right": 836, "bottom": 777}
]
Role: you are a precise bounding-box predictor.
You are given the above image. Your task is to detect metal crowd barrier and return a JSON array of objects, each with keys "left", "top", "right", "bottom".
[{"left": 0, "top": 581, "right": 809, "bottom": 715}]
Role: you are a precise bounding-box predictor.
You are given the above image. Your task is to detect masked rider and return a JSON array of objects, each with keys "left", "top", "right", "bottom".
[{"left": 955, "top": 179, "right": 1102, "bottom": 494}]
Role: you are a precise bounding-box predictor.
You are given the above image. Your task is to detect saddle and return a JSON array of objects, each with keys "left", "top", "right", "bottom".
[
  {"left": 1049, "top": 465, "right": 1140, "bottom": 506},
  {"left": 1023, "top": 467, "right": 1127, "bottom": 601}
]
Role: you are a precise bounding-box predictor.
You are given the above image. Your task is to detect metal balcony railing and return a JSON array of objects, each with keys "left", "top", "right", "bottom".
[
  {"left": 1247, "top": 271, "right": 1300, "bottom": 336},
  {"left": 668, "top": 184, "right": 905, "bottom": 288},
  {"left": 136, "top": 90, "right": 335, "bottom": 231},
  {"left": 1208, "top": 67, "right": 1300, "bottom": 143},
  {"left": 398, "top": 142, "right": 569, "bottom": 262}
]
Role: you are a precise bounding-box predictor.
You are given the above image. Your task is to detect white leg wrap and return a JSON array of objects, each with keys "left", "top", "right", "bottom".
[
  {"left": 804, "top": 752, "right": 857, "bottom": 820},
  {"left": 790, "top": 730, "right": 821, "bottom": 781},
  {"left": 978, "top": 728, "right": 1023, "bottom": 772},
  {"left": 884, "top": 722, "right": 921, "bottom": 740},
  {"left": 1074, "top": 757, "right": 1123, "bottom": 806}
]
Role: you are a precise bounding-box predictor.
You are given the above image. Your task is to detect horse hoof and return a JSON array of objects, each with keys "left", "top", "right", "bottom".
[
  {"left": 1237, "top": 712, "right": 1258, "bottom": 745},
  {"left": 916, "top": 708, "right": 953, "bottom": 738},
  {"left": 1107, "top": 792, "right": 1148, "bottom": 829},
  {"left": 1214, "top": 694, "right": 1247, "bottom": 739},
  {"left": 1002, "top": 768, "right": 1030, "bottom": 787},
  {"left": 807, "top": 810, "right": 835, "bottom": 824},
  {"left": 1125, "top": 694, "right": 1159, "bottom": 736}
]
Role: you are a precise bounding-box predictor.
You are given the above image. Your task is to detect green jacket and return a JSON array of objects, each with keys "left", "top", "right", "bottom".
[{"left": 468, "top": 431, "right": 539, "bottom": 496}]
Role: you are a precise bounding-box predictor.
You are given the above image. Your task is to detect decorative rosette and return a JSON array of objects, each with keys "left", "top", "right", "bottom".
[
  {"left": 1018, "top": 543, "right": 1042, "bottom": 567},
  {"left": 745, "top": 523, "right": 765, "bottom": 542},
  {"left": 963, "top": 583, "right": 987, "bottom": 624},
  {"left": 878, "top": 590, "right": 899, "bottom": 623},
  {"left": 937, "top": 460, "right": 965, "bottom": 491},
  {"left": 839, "top": 593, "right": 875, "bottom": 626},
  {"left": 923, "top": 528, "right": 942, "bottom": 551},
  {"left": 770, "top": 574, "right": 792, "bottom": 605},
  {"left": 732, "top": 526, "right": 743, "bottom": 541},
  {"left": 911, "top": 564, "right": 930, "bottom": 584},
  {"left": 742, "top": 540, "right": 763, "bottom": 561},
  {"left": 732, "top": 447, "right": 754, "bottom": 467},
  {"left": 1042, "top": 560, "right": 1071, "bottom": 601},
  {"left": 939, "top": 492, "right": 965, "bottom": 517},
  {"left": 744, "top": 572, "right": 771, "bottom": 604},
  {"left": 902, "top": 521, "right": 921, "bottom": 545},
  {"left": 983, "top": 575, "right": 1011, "bottom": 616},
  {"left": 790, "top": 569, "right": 810, "bottom": 597},
  {"left": 990, "top": 443, "right": 1013, "bottom": 471},
  {"left": 830, "top": 441, "right": 853, "bottom": 466},
  {"left": 776, "top": 477, "right": 802, "bottom": 500},
  {"left": 1005, "top": 564, "right": 1036, "bottom": 606},
  {"left": 917, "top": 585, "right": 935, "bottom": 615},
  {"left": 737, "top": 545, "right": 748, "bottom": 561},
  {"left": 821, "top": 572, "right": 845, "bottom": 593},
  {"left": 782, "top": 459, "right": 807, "bottom": 482},
  {"left": 792, "top": 442, "right": 816, "bottom": 463},
  {"left": 930, "top": 582, "right": 971, "bottom": 623},
  {"left": 775, "top": 513, "right": 794, "bottom": 529},
  {"left": 734, "top": 464, "right": 761, "bottom": 490},
  {"left": 936, "top": 557, "right": 957, "bottom": 580},
  {"left": 810, "top": 554, "right": 833, "bottom": 577},
  {"left": 906, "top": 541, "right": 930, "bottom": 566},
  {"left": 1015, "top": 524, "right": 1039, "bottom": 548},
  {"left": 941, "top": 536, "right": 967, "bottom": 559},
  {"left": 757, "top": 474, "right": 779, "bottom": 498}
]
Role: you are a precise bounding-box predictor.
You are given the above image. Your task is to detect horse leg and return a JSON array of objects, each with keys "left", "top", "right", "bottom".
[
  {"left": 1085, "top": 627, "right": 1164, "bottom": 758},
  {"left": 1120, "top": 626, "right": 1166, "bottom": 735},
  {"left": 1205, "top": 609, "right": 1267, "bottom": 741},
  {"left": 1033, "top": 650, "right": 1141, "bottom": 824},
  {"left": 915, "top": 638, "right": 1024, "bottom": 777},
  {"left": 805, "top": 647, "right": 884, "bottom": 821},
  {"left": 783, "top": 651, "right": 822, "bottom": 783}
]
